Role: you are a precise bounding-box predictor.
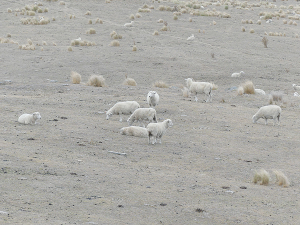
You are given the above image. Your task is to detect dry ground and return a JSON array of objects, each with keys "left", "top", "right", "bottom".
[{"left": 1, "top": 0, "right": 300, "bottom": 224}]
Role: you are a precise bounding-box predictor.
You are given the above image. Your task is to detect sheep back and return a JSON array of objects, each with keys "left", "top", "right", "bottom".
[
  {"left": 106, "top": 101, "right": 140, "bottom": 119},
  {"left": 120, "top": 126, "right": 148, "bottom": 138},
  {"left": 127, "top": 108, "right": 157, "bottom": 125}
]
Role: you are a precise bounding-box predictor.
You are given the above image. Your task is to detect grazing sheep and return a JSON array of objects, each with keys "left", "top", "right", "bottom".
[
  {"left": 127, "top": 108, "right": 157, "bottom": 127},
  {"left": 185, "top": 78, "right": 212, "bottom": 102},
  {"left": 147, "top": 119, "right": 173, "bottom": 144},
  {"left": 254, "top": 89, "right": 266, "bottom": 95},
  {"left": 273, "top": 170, "right": 290, "bottom": 187},
  {"left": 124, "top": 21, "right": 134, "bottom": 27},
  {"left": 106, "top": 101, "right": 140, "bottom": 122},
  {"left": 253, "top": 169, "right": 270, "bottom": 186},
  {"left": 120, "top": 126, "right": 148, "bottom": 138},
  {"left": 18, "top": 112, "right": 41, "bottom": 125},
  {"left": 147, "top": 91, "right": 159, "bottom": 108},
  {"left": 231, "top": 71, "right": 245, "bottom": 77},
  {"left": 292, "top": 84, "right": 300, "bottom": 91},
  {"left": 252, "top": 105, "right": 281, "bottom": 125}
]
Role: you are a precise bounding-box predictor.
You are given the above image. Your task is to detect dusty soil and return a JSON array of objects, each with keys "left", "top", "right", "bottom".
[{"left": 1, "top": 0, "right": 300, "bottom": 224}]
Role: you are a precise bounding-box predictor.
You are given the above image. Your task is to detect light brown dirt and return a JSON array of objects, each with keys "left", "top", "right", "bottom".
[{"left": 1, "top": 0, "right": 300, "bottom": 224}]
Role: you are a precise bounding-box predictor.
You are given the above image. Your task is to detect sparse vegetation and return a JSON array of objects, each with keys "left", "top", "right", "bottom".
[
  {"left": 262, "top": 36, "right": 268, "bottom": 48},
  {"left": 154, "top": 81, "right": 168, "bottom": 88}
]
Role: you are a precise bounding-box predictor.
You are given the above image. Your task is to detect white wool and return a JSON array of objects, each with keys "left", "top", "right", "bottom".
[
  {"left": 106, "top": 101, "right": 140, "bottom": 122},
  {"left": 252, "top": 105, "right": 281, "bottom": 126},
  {"left": 147, "top": 91, "right": 159, "bottom": 108},
  {"left": 124, "top": 21, "right": 134, "bottom": 27},
  {"left": 187, "top": 34, "right": 195, "bottom": 41},
  {"left": 120, "top": 126, "right": 148, "bottom": 138},
  {"left": 292, "top": 84, "right": 300, "bottom": 91},
  {"left": 147, "top": 119, "right": 173, "bottom": 144},
  {"left": 254, "top": 89, "right": 266, "bottom": 95},
  {"left": 127, "top": 108, "right": 157, "bottom": 127},
  {"left": 231, "top": 71, "right": 245, "bottom": 78},
  {"left": 18, "top": 112, "right": 41, "bottom": 125},
  {"left": 185, "top": 78, "right": 213, "bottom": 102}
]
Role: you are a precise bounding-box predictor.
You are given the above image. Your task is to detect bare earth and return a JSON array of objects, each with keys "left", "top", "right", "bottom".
[{"left": 1, "top": 0, "right": 300, "bottom": 224}]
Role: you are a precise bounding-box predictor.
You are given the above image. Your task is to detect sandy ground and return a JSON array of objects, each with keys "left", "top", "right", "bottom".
[{"left": 1, "top": 0, "right": 300, "bottom": 224}]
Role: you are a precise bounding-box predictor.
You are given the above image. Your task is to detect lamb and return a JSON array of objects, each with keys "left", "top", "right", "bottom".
[
  {"left": 185, "top": 78, "right": 212, "bottom": 102},
  {"left": 252, "top": 105, "right": 281, "bottom": 125},
  {"left": 147, "top": 91, "right": 159, "bottom": 108},
  {"left": 187, "top": 34, "right": 195, "bottom": 41},
  {"left": 127, "top": 108, "right": 157, "bottom": 127},
  {"left": 231, "top": 71, "right": 245, "bottom": 78},
  {"left": 120, "top": 126, "right": 148, "bottom": 138},
  {"left": 18, "top": 112, "right": 41, "bottom": 125},
  {"left": 106, "top": 101, "right": 140, "bottom": 122},
  {"left": 147, "top": 119, "right": 173, "bottom": 144}
]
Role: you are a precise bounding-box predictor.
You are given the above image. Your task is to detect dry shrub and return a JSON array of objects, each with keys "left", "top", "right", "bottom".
[
  {"left": 87, "top": 28, "right": 96, "bottom": 34},
  {"left": 110, "top": 40, "right": 120, "bottom": 46},
  {"left": 135, "top": 13, "right": 141, "bottom": 18},
  {"left": 59, "top": 1, "right": 65, "bottom": 5},
  {"left": 273, "top": 170, "right": 290, "bottom": 187},
  {"left": 95, "top": 18, "right": 103, "bottom": 24},
  {"left": 253, "top": 169, "right": 270, "bottom": 185},
  {"left": 7, "top": 33, "right": 11, "bottom": 38},
  {"left": 269, "top": 91, "right": 283, "bottom": 104},
  {"left": 153, "top": 30, "right": 159, "bottom": 35},
  {"left": 68, "top": 46, "right": 72, "bottom": 51},
  {"left": 262, "top": 36, "right": 268, "bottom": 48},
  {"left": 88, "top": 19, "right": 92, "bottom": 24},
  {"left": 132, "top": 45, "right": 137, "bottom": 51},
  {"left": 154, "top": 81, "right": 168, "bottom": 88},
  {"left": 157, "top": 19, "right": 164, "bottom": 23},
  {"left": 130, "top": 14, "right": 135, "bottom": 20},
  {"left": 182, "top": 87, "right": 190, "bottom": 98},
  {"left": 71, "top": 71, "right": 81, "bottom": 84},
  {"left": 123, "top": 77, "right": 137, "bottom": 86},
  {"left": 239, "top": 80, "right": 254, "bottom": 94},
  {"left": 241, "top": 26, "right": 245, "bottom": 32},
  {"left": 250, "top": 29, "right": 255, "bottom": 33},
  {"left": 85, "top": 11, "right": 91, "bottom": 15},
  {"left": 87, "top": 75, "right": 106, "bottom": 87},
  {"left": 7, "top": 8, "right": 12, "bottom": 13},
  {"left": 161, "top": 26, "right": 168, "bottom": 31}
]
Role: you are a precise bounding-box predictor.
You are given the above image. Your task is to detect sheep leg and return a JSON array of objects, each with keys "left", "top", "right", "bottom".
[{"left": 265, "top": 118, "right": 268, "bottom": 125}]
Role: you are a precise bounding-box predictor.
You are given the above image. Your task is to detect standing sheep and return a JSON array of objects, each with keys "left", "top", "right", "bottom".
[
  {"left": 18, "top": 112, "right": 41, "bottom": 125},
  {"left": 106, "top": 101, "right": 140, "bottom": 122},
  {"left": 127, "top": 108, "right": 157, "bottom": 127},
  {"left": 147, "top": 91, "right": 159, "bottom": 108},
  {"left": 147, "top": 119, "right": 173, "bottom": 144},
  {"left": 252, "top": 105, "right": 281, "bottom": 125},
  {"left": 185, "top": 78, "right": 212, "bottom": 102},
  {"left": 120, "top": 126, "right": 148, "bottom": 138}
]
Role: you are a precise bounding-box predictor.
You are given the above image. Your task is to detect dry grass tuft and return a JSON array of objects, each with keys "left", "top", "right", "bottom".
[
  {"left": 85, "top": 11, "right": 91, "bottom": 15},
  {"left": 154, "top": 81, "right": 168, "bottom": 88},
  {"left": 239, "top": 80, "right": 255, "bottom": 94},
  {"left": 273, "top": 170, "right": 290, "bottom": 187},
  {"left": 182, "top": 87, "right": 190, "bottom": 98},
  {"left": 59, "top": 1, "right": 65, "bottom": 5},
  {"left": 68, "top": 46, "right": 72, "bottom": 51},
  {"left": 135, "top": 13, "right": 141, "bottom": 18},
  {"left": 132, "top": 45, "right": 137, "bottom": 51},
  {"left": 95, "top": 18, "right": 103, "bottom": 24},
  {"left": 241, "top": 26, "right": 245, "bottom": 32},
  {"left": 71, "top": 71, "right": 81, "bottom": 84},
  {"left": 269, "top": 91, "right": 283, "bottom": 104},
  {"left": 110, "top": 40, "right": 120, "bottom": 46},
  {"left": 161, "top": 26, "right": 168, "bottom": 31},
  {"left": 262, "top": 36, "right": 268, "bottom": 48},
  {"left": 123, "top": 77, "right": 137, "bottom": 86},
  {"left": 88, "top": 19, "right": 92, "bottom": 24},
  {"left": 130, "top": 14, "right": 135, "bottom": 20},
  {"left": 153, "top": 30, "right": 159, "bottom": 35},
  {"left": 87, "top": 75, "right": 106, "bottom": 87},
  {"left": 253, "top": 169, "right": 270, "bottom": 185},
  {"left": 7, "top": 8, "right": 12, "bottom": 13},
  {"left": 250, "top": 29, "right": 255, "bottom": 33},
  {"left": 87, "top": 28, "right": 96, "bottom": 34}
]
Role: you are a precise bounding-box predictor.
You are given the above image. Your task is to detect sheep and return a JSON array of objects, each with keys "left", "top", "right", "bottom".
[
  {"left": 124, "top": 21, "right": 134, "bottom": 27},
  {"left": 18, "top": 112, "right": 41, "bottom": 125},
  {"left": 127, "top": 108, "right": 157, "bottom": 127},
  {"left": 252, "top": 105, "right": 281, "bottom": 126},
  {"left": 254, "top": 89, "right": 266, "bottom": 95},
  {"left": 147, "top": 91, "right": 159, "bottom": 108},
  {"left": 147, "top": 119, "right": 173, "bottom": 144},
  {"left": 185, "top": 78, "right": 212, "bottom": 102},
  {"left": 292, "top": 84, "right": 300, "bottom": 91},
  {"left": 120, "top": 126, "right": 148, "bottom": 138},
  {"left": 231, "top": 71, "right": 245, "bottom": 77},
  {"left": 106, "top": 101, "right": 140, "bottom": 122},
  {"left": 187, "top": 34, "right": 195, "bottom": 41}
]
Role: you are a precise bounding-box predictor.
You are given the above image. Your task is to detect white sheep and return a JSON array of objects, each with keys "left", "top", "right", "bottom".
[
  {"left": 18, "top": 112, "right": 41, "bottom": 125},
  {"left": 187, "top": 34, "right": 195, "bottom": 41},
  {"left": 252, "top": 105, "right": 281, "bottom": 126},
  {"left": 120, "top": 126, "right": 148, "bottom": 138},
  {"left": 292, "top": 84, "right": 300, "bottom": 91},
  {"left": 127, "top": 108, "right": 157, "bottom": 127},
  {"left": 147, "top": 91, "right": 159, "bottom": 108},
  {"left": 231, "top": 71, "right": 245, "bottom": 77},
  {"left": 254, "top": 89, "right": 266, "bottom": 95},
  {"left": 124, "top": 21, "right": 134, "bottom": 27},
  {"left": 147, "top": 119, "right": 173, "bottom": 144},
  {"left": 106, "top": 101, "right": 140, "bottom": 122},
  {"left": 185, "top": 78, "right": 212, "bottom": 102}
]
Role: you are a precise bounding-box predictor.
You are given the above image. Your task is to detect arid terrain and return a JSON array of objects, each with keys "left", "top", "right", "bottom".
[{"left": 1, "top": 0, "right": 300, "bottom": 224}]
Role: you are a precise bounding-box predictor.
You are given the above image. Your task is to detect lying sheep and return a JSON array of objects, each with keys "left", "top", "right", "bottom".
[
  {"left": 147, "top": 91, "right": 159, "bottom": 108},
  {"left": 106, "top": 101, "right": 140, "bottom": 122},
  {"left": 18, "top": 112, "right": 41, "bottom": 125},
  {"left": 147, "top": 119, "right": 173, "bottom": 144},
  {"left": 252, "top": 105, "right": 281, "bottom": 125},
  {"left": 231, "top": 71, "right": 245, "bottom": 77},
  {"left": 185, "top": 78, "right": 212, "bottom": 102},
  {"left": 120, "top": 126, "right": 148, "bottom": 138},
  {"left": 254, "top": 89, "right": 266, "bottom": 95},
  {"left": 127, "top": 108, "right": 157, "bottom": 127}
]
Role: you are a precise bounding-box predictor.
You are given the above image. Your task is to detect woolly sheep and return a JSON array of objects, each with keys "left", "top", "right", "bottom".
[
  {"left": 106, "top": 101, "right": 140, "bottom": 122},
  {"left": 127, "top": 108, "right": 157, "bottom": 127},
  {"left": 18, "top": 112, "right": 41, "bottom": 125},
  {"left": 231, "top": 71, "right": 245, "bottom": 78},
  {"left": 252, "top": 105, "right": 281, "bottom": 125},
  {"left": 147, "top": 119, "right": 173, "bottom": 144},
  {"left": 147, "top": 91, "right": 159, "bottom": 108},
  {"left": 120, "top": 126, "right": 148, "bottom": 138},
  {"left": 185, "top": 78, "right": 212, "bottom": 102}
]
